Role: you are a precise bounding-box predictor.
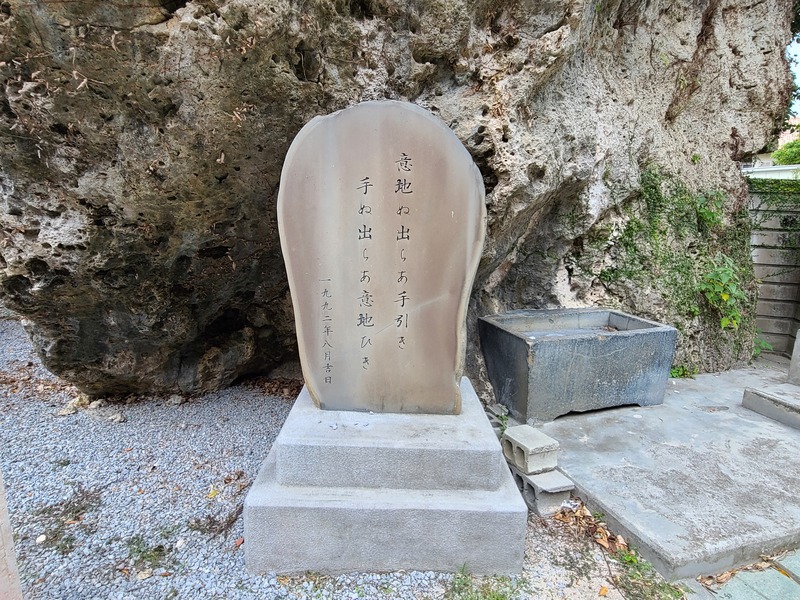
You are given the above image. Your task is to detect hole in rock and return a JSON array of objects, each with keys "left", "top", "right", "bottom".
[
  {"left": 26, "top": 258, "right": 49, "bottom": 276},
  {"left": 204, "top": 308, "right": 247, "bottom": 340},
  {"left": 198, "top": 246, "right": 229, "bottom": 259},
  {"left": 348, "top": 0, "right": 374, "bottom": 19},
  {"left": 160, "top": 0, "right": 188, "bottom": 14}
]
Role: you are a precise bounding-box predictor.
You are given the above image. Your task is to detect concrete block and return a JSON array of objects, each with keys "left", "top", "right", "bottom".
[
  {"left": 507, "top": 465, "right": 573, "bottom": 517},
  {"left": 757, "top": 317, "right": 795, "bottom": 335},
  {"left": 244, "top": 377, "right": 528, "bottom": 575},
  {"left": 480, "top": 308, "right": 676, "bottom": 423},
  {"left": 754, "top": 265, "right": 800, "bottom": 284},
  {"left": 751, "top": 248, "right": 800, "bottom": 268},
  {"left": 751, "top": 230, "right": 800, "bottom": 249},
  {"left": 758, "top": 282, "right": 800, "bottom": 301},
  {"left": 742, "top": 387, "right": 800, "bottom": 430},
  {"left": 501, "top": 425, "right": 559, "bottom": 474},
  {"left": 760, "top": 332, "right": 793, "bottom": 355},
  {"left": 526, "top": 469, "right": 575, "bottom": 494},
  {"left": 487, "top": 403, "right": 509, "bottom": 417},
  {"left": 757, "top": 299, "right": 797, "bottom": 319}
]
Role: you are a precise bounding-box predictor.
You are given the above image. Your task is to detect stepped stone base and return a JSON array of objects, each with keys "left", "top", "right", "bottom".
[
  {"left": 742, "top": 386, "right": 800, "bottom": 430},
  {"left": 244, "top": 378, "right": 527, "bottom": 575}
]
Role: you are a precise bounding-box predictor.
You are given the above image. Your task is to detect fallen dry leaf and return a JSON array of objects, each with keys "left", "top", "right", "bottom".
[
  {"left": 774, "top": 565, "right": 792, "bottom": 577},
  {"left": 599, "top": 585, "right": 609, "bottom": 596},
  {"left": 716, "top": 571, "right": 733, "bottom": 584},
  {"left": 207, "top": 485, "right": 219, "bottom": 499},
  {"left": 233, "top": 537, "right": 244, "bottom": 549},
  {"left": 224, "top": 470, "right": 245, "bottom": 484},
  {"left": 554, "top": 501, "right": 628, "bottom": 553}
]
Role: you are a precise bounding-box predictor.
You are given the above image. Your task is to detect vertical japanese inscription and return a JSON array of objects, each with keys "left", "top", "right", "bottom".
[
  {"left": 357, "top": 176, "right": 374, "bottom": 371},
  {"left": 320, "top": 279, "right": 333, "bottom": 384},
  {"left": 394, "top": 153, "right": 412, "bottom": 350}
]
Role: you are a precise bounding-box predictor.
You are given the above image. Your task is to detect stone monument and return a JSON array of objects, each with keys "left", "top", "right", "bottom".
[{"left": 244, "top": 101, "right": 527, "bottom": 575}]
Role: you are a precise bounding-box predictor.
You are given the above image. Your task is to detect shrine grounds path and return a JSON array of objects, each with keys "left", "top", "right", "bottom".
[{"left": 0, "top": 315, "right": 642, "bottom": 599}]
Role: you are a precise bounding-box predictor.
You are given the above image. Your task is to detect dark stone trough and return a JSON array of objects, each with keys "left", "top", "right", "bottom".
[{"left": 479, "top": 308, "right": 677, "bottom": 423}]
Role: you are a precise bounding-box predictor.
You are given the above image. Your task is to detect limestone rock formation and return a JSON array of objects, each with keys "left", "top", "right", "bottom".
[{"left": 0, "top": 0, "right": 794, "bottom": 395}]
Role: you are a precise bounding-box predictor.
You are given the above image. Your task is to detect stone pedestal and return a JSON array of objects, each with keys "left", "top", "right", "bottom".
[{"left": 244, "top": 378, "right": 527, "bottom": 575}]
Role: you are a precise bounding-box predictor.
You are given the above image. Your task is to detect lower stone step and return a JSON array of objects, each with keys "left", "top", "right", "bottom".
[
  {"left": 245, "top": 448, "right": 528, "bottom": 575},
  {"left": 742, "top": 386, "right": 800, "bottom": 430}
]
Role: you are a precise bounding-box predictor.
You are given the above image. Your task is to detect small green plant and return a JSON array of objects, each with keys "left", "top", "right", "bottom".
[
  {"left": 613, "top": 548, "right": 688, "bottom": 600},
  {"left": 669, "top": 365, "right": 697, "bottom": 379},
  {"left": 753, "top": 334, "right": 774, "bottom": 358},
  {"left": 445, "top": 565, "right": 521, "bottom": 600},
  {"left": 695, "top": 192, "right": 724, "bottom": 229},
  {"left": 697, "top": 253, "right": 748, "bottom": 330},
  {"left": 497, "top": 414, "right": 509, "bottom": 434},
  {"left": 127, "top": 535, "right": 169, "bottom": 569},
  {"left": 690, "top": 153, "right": 701, "bottom": 164},
  {"left": 35, "top": 485, "right": 100, "bottom": 556}
]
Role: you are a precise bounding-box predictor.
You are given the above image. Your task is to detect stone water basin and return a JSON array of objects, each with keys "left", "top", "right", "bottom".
[{"left": 478, "top": 308, "right": 677, "bottom": 423}]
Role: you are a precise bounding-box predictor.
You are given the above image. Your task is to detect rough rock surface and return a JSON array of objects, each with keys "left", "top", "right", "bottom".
[{"left": 0, "top": 0, "right": 793, "bottom": 395}]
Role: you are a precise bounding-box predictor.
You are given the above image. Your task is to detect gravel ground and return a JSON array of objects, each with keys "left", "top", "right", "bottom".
[{"left": 0, "top": 317, "right": 624, "bottom": 599}]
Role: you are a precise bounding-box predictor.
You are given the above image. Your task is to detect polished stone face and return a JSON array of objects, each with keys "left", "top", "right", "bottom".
[{"left": 278, "top": 101, "right": 485, "bottom": 414}]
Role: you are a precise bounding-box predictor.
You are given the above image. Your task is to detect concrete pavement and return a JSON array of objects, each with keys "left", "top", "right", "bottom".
[{"left": 539, "top": 355, "right": 800, "bottom": 582}]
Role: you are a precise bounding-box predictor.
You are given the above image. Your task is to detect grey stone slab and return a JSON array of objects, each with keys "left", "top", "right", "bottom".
[
  {"left": 539, "top": 365, "right": 800, "bottom": 581},
  {"left": 715, "top": 569, "right": 800, "bottom": 600},
  {"left": 526, "top": 470, "right": 574, "bottom": 494},
  {"left": 742, "top": 386, "right": 800, "bottom": 430},
  {"left": 480, "top": 308, "right": 676, "bottom": 423},
  {"left": 278, "top": 101, "right": 485, "bottom": 414},
  {"left": 275, "top": 378, "right": 506, "bottom": 490}
]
